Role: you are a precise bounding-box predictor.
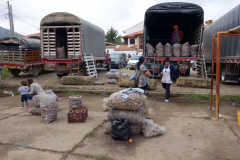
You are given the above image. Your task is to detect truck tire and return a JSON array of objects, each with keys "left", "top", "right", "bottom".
[
  {"left": 107, "top": 62, "right": 111, "bottom": 71},
  {"left": 221, "top": 68, "right": 226, "bottom": 84},
  {"left": 57, "top": 73, "right": 68, "bottom": 78},
  {"left": 11, "top": 69, "right": 21, "bottom": 76},
  {"left": 118, "top": 64, "right": 121, "bottom": 69},
  {"left": 32, "top": 66, "right": 39, "bottom": 77}
]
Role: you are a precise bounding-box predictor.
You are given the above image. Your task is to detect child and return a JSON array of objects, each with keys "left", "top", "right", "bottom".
[{"left": 18, "top": 80, "right": 29, "bottom": 110}]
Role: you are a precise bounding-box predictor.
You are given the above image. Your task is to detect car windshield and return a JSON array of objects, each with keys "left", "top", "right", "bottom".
[
  {"left": 110, "top": 54, "right": 120, "bottom": 59},
  {"left": 130, "top": 56, "right": 140, "bottom": 60}
]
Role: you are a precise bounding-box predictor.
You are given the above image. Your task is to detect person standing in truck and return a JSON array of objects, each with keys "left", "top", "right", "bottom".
[
  {"left": 159, "top": 57, "right": 179, "bottom": 102},
  {"left": 171, "top": 25, "right": 184, "bottom": 44}
]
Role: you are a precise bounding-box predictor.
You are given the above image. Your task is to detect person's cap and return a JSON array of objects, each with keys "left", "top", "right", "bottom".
[
  {"left": 165, "top": 57, "right": 170, "bottom": 62},
  {"left": 173, "top": 25, "right": 179, "bottom": 28}
]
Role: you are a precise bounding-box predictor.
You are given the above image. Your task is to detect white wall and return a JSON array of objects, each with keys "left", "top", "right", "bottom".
[
  {"left": 110, "top": 50, "right": 137, "bottom": 56},
  {"left": 127, "top": 38, "right": 137, "bottom": 47},
  {"left": 105, "top": 48, "right": 115, "bottom": 54},
  {"left": 123, "top": 22, "right": 143, "bottom": 35}
]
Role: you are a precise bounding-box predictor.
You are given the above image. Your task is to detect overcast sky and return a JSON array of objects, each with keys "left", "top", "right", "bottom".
[{"left": 0, "top": 0, "right": 239, "bottom": 36}]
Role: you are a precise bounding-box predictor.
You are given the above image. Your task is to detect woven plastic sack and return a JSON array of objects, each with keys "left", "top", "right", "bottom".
[
  {"left": 57, "top": 46, "right": 66, "bottom": 59},
  {"left": 107, "top": 79, "right": 118, "bottom": 84},
  {"left": 41, "top": 102, "right": 59, "bottom": 124},
  {"left": 106, "top": 72, "right": 121, "bottom": 79},
  {"left": 155, "top": 43, "right": 163, "bottom": 57},
  {"left": 32, "top": 95, "right": 40, "bottom": 107},
  {"left": 164, "top": 43, "right": 172, "bottom": 57},
  {"left": 190, "top": 45, "right": 199, "bottom": 57},
  {"left": 69, "top": 95, "right": 82, "bottom": 108},
  {"left": 142, "top": 99, "right": 151, "bottom": 119},
  {"left": 111, "top": 119, "right": 131, "bottom": 141},
  {"left": 181, "top": 42, "right": 190, "bottom": 57},
  {"left": 173, "top": 44, "right": 181, "bottom": 57},
  {"left": 104, "top": 122, "right": 141, "bottom": 135},
  {"left": 28, "top": 106, "right": 41, "bottom": 115},
  {"left": 146, "top": 43, "right": 155, "bottom": 57},
  {"left": 102, "top": 98, "right": 109, "bottom": 111},
  {"left": 108, "top": 107, "right": 145, "bottom": 126},
  {"left": 106, "top": 92, "right": 143, "bottom": 111},
  {"left": 142, "top": 119, "right": 166, "bottom": 138}
]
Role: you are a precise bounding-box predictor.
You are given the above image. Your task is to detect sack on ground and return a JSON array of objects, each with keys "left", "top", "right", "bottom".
[
  {"left": 102, "top": 98, "right": 109, "bottom": 111},
  {"left": 104, "top": 122, "right": 141, "bottom": 135},
  {"left": 104, "top": 121, "right": 112, "bottom": 134},
  {"left": 32, "top": 95, "right": 40, "bottom": 107},
  {"left": 142, "top": 99, "right": 151, "bottom": 119},
  {"left": 106, "top": 92, "right": 143, "bottom": 111},
  {"left": 111, "top": 118, "right": 131, "bottom": 141},
  {"left": 173, "top": 44, "right": 181, "bottom": 57},
  {"left": 146, "top": 43, "right": 155, "bottom": 57},
  {"left": 142, "top": 119, "right": 166, "bottom": 138},
  {"left": 156, "top": 43, "right": 163, "bottom": 57},
  {"left": 41, "top": 102, "right": 59, "bottom": 124},
  {"left": 106, "top": 72, "right": 121, "bottom": 79},
  {"left": 108, "top": 107, "right": 145, "bottom": 126},
  {"left": 69, "top": 95, "right": 82, "bottom": 108},
  {"left": 181, "top": 42, "right": 190, "bottom": 57},
  {"left": 28, "top": 106, "right": 41, "bottom": 115},
  {"left": 107, "top": 79, "right": 118, "bottom": 84},
  {"left": 190, "top": 45, "right": 199, "bottom": 57},
  {"left": 164, "top": 43, "right": 172, "bottom": 57}
]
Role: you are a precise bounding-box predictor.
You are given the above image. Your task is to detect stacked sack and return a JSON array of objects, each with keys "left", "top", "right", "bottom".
[
  {"left": 69, "top": 95, "right": 82, "bottom": 108},
  {"left": 181, "top": 42, "right": 190, "bottom": 57},
  {"left": 104, "top": 91, "right": 166, "bottom": 138},
  {"left": 146, "top": 43, "right": 155, "bottom": 57},
  {"left": 164, "top": 43, "right": 172, "bottom": 57},
  {"left": 155, "top": 42, "right": 163, "bottom": 57},
  {"left": 106, "top": 70, "right": 121, "bottom": 84},
  {"left": 173, "top": 44, "right": 181, "bottom": 57},
  {"left": 38, "top": 91, "right": 59, "bottom": 124},
  {"left": 190, "top": 44, "right": 199, "bottom": 57},
  {"left": 29, "top": 90, "right": 59, "bottom": 115}
]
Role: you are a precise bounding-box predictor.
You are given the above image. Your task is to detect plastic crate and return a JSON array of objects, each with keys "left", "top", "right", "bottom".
[{"left": 68, "top": 107, "right": 88, "bottom": 123}]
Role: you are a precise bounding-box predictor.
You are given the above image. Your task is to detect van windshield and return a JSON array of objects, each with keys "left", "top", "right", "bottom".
[
  {"left": 130, "top": 56, "right": 140, "bottom": 60},
  {"left": 110, "top": 54, "right": 120, "bottom": 59}
]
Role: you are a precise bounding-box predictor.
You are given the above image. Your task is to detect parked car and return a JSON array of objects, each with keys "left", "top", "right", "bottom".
[
  {"left": 191, "top": 60, "right": 197, "bottom": 71},
  {"left": 110, "top": 53, "right": 127, "bottom": 69},
  {"left": 127, "top": 55, "right": 141, "bottom": 70}
]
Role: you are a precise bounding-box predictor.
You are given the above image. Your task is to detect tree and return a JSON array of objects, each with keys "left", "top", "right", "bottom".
[{"left": 105, "top": 27, "right": 123, "bottom": 45}]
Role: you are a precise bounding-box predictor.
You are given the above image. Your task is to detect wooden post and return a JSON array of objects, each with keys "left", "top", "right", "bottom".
[
  {"left": 210, "top": 36, "right": 215, "bottom": 110},
  {"left": 215, "top": 32, "right": 221, "bottom": 120}
]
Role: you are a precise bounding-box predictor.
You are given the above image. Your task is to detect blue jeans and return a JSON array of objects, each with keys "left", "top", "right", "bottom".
[{"left": 27, "top": 94, "right": 34, "bottom": 100}]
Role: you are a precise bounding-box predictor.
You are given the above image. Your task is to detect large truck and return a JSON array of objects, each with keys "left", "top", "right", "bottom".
[
  {"left": 0, "top": 37, "right": 50, "bottom": 76},
  {"left": 203, "top": 4, "right": 240, "bottom": 84},
  {"left": 40, "top": 12, "right": 111, "bottom": 78},
  {"left": 143, "top": 2, "right": 204, "bottom": 77}
]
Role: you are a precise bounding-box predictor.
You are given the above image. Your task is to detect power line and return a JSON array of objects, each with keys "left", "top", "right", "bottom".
[{"left": 13, "top": 16, "right": 39, "bottom": 28}]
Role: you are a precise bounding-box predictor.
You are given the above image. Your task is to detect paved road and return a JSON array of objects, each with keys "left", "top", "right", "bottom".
[{"left": 1, "top": 66, "right": 240, "bottom": 96}]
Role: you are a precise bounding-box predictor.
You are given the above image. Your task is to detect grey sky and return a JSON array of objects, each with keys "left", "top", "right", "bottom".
[{"left": 0, "top": 0, "right": 239, "bottom": 36}]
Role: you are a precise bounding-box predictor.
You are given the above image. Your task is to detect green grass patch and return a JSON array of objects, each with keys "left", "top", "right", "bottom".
[
  {"left": 1, "top": 68, "right": 11, "bottom": 78},
  {"left": 204, "top": 117, "right": 212, "bottom": 119},
  {"left": 74, "top": 143, "right": 84, "bottom": 148},
  {"left": 63, "top": 91, "right": 90, "bottom": 96},
  {"left": 188, "top": 94, "right": 240, "bottom": 101},
  {"left": 85, "top": 131, "right": 94, "bottom": 138},
  {"left": 97, "top": 156, "right": 107, "bottom": 160}
]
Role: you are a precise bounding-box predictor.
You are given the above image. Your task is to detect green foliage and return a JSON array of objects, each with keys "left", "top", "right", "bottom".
[
  {"left": 1, "top": 68, "right": 11, "bottom": 78},
  {"left": 63, "top": 91, "right": 89, "bottom": 96},
  {"left": 85, "top": 131, "right": 94, "bottom": 137},
  {"left": 0, "top": 26, "right": 23, "bottom": 38},
  {"left": 105, "top": 27, "right": 123, "bottom": 45},
  {"left": 188, "top": 94, "right": 240, "bottom": 101},
  {"left": 97, "top": 156, "right": 107, "bottom": 160}
]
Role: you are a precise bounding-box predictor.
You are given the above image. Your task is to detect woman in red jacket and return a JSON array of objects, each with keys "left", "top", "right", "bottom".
[{"left": 171, "top": 25, "right": 184, "bottom": 44}]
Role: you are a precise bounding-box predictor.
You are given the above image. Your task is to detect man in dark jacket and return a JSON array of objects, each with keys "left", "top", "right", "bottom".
[
  {"left": 159, "top": 57, "right": 179, "bottom": 102},
  {"left": 171, "top": 25, "right": 184, "bottom": 44}
]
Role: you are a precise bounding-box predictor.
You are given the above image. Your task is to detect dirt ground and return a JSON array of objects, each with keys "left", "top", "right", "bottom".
[{"left": 0, "top": 94, "right": 240, "bottom": 160}]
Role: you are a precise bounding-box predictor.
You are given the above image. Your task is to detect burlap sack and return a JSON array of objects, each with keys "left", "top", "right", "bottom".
[
  {"left": 173, "top": 44, "right": 181, "bottom": 57},
  {"left": 164, "top": 43, "right": 172, "bottom": 57},
  {"left": 69, "top": 95, "right": 82, "bottom": 108},
  {"left": 190, "top": 45, "right": 199, "bottom": 57},
  {"left": 146, "top": 43, "right": 155, "bottom": 57},
  {"left": 156, "top": 43, "right": 163, "bottom": 57},
  {"left": 181, "top": 42, "right": 190, "bottom": 57}
]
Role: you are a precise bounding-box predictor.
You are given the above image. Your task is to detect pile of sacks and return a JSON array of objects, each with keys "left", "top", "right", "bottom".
[
  {"left": 146, "top": 43, "right": 155, "bottom": 57},
  {"left": 106, "top": 69, "right": 121, "bottom": 84},
  {"left": 104, "top": 88, "right": 166, "bottom": 139},
  {"left": 69, "top": 95, "right": 82, "bottom": 108},
  {"left": 29, "top": 90, "right": 59, "bottom": 124}
]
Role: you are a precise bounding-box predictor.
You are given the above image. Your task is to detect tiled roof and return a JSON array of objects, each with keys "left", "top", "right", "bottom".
[
  {"left": 122, "top": 21, "right": 143, "bottom": 33},
  {"left": 122, "top": 30, "right": 143, "bottom": 38},
  {"left": 105, "top": 42, "right": 116, "bottom": 45},
  {"left": 19, "top": 33, "right": 40, "bottom": 39},
  {"left": 118, "top": 45, "right": 129, "bottom": 49}
]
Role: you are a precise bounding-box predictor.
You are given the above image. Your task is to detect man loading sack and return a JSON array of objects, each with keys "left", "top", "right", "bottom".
[{"left": 171, "top": 25, "right": 184, "bottom": 44}]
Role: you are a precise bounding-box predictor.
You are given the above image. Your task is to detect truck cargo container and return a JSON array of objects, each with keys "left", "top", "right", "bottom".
[
  {"left": 143, "top": 2, "right": 204, "bottom": 77},
  {"left": 203, "top": 4, "right": 240, "bottom": 83},
  {"left": 40, "top": 12, "right": 110, "bottom": 78},
  {"left": 0, "top": 37, "right": 50, "bottom": 76}
]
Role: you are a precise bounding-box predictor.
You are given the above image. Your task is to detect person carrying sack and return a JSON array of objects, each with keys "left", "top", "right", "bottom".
[
  {"left": 135, "top": 56, "right": 151, "bottom": 92},
  {"left": 159, "top": 57, "right": 179, "bottom": 102}
]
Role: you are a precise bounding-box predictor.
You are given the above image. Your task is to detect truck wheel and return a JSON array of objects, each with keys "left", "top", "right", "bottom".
[
  {"left": 32, "top": 66, "right": 39, "bottom": 77},
  {"left": 11, "top": 69, "right": 21, "bottom": 76},
  {"left": 221, "top": 68, "right": 226, "bottom": 84},
  {"left": 57, "top": 74, "right": 63, "bottom": 78},
  {"left": 107, "top": 62, "right": 111, "bottom": 71}
]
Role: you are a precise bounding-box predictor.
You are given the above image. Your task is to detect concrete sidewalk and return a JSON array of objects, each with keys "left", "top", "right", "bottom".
[{"left": 0, "top": 95, "right": 240, "bottom": 160}]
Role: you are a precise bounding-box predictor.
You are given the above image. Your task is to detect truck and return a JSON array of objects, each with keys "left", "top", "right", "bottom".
[
  {"left": 203, "top": 4, "right": 240, "bottom": 84},
  {"left": 0, "top": 37, "right": 50, "bottom": 76},
  {"left": 40, "top": 12, "right": 111, "bottom": 78},
  {"left": 143, "top": 2, "right": 204, "bottom": 77}
]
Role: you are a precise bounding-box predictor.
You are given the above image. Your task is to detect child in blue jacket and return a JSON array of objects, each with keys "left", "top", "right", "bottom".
[
  {"left": 18, "top": 80, "right": 29, "bottom": 110},
  {"left": 159, "top": 57, "right": 179, "bottom": 102}
]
